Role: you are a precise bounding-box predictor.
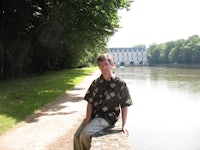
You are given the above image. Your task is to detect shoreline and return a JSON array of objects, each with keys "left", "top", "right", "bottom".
[{"left": 149, "top": 63, "right": 200, "bottom": 69}]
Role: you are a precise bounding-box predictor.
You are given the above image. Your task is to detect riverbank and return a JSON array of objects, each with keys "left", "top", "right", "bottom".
[
  {"left": 150, "top": 63, "right": 200, "bottom": 69},
  {"left": 0, "top": 67, "right": 97, "bottom": 135},
  {"left": 0, "top": 70, "right": 100, "bottom": 150}
]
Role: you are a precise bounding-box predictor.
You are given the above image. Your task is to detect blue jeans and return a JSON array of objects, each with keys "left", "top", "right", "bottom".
[{"left": 74, "top": 118, "right": 110, "bottom": 150}]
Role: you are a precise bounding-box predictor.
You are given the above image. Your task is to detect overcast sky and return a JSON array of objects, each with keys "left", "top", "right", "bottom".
[{"left": 107, "top": 0, "right": 200, "bottom": 48}]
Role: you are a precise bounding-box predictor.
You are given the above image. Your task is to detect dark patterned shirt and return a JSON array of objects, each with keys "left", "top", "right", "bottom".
[{"left": 84, "top": 75, "right": 133, "bottom": 125}]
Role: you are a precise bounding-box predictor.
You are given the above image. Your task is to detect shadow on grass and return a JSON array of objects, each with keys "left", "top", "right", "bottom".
[{"left": 0, "top": 68, "right": 98, "bottom": 134}]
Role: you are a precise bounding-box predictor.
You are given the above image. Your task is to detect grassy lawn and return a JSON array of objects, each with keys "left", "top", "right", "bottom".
[{"left": 0, "top": 67, "right": 97, "bottom": 135}]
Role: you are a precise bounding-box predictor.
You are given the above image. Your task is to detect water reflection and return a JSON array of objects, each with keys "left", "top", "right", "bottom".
[{"left": 114, "top": 67, "right": 200, "bottom": 150}]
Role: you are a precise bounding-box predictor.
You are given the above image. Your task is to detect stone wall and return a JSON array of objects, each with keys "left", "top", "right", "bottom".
[{"left": 90, "top": 118, "right": 132, "bottom": 150}]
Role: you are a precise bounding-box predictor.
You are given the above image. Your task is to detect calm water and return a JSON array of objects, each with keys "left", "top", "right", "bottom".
[{"left": 114, "top": 67, "right": 200, "bottom": 150}]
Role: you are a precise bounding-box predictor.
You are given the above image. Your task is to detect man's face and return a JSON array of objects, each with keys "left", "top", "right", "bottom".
[{"left": 98, "top": 60, "right": 113, "bottom": 75}]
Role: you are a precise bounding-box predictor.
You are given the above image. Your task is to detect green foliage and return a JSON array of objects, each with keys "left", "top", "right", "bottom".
[
  {"left": 0, "top": 0, "right": 132, "bottom": 78},
  {"left": 0, "top": 67, "right": 97, "bottom": 134},
  {"left": 147, "top": 35, "right": 200, "bottom": 65}
]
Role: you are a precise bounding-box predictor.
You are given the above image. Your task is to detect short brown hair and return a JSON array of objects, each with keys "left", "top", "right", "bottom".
[{"left": 97, "top": 53, "right": 114, "bottom": 65}]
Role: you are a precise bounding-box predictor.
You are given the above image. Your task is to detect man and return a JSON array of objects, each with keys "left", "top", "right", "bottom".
[{"left": 74, "top": 53, "right": 133, "bottom": 150}]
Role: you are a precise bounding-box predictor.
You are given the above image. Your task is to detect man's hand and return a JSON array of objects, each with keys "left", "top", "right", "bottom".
[{"left": 122, "top": 127, "right": 129, "bottom": 135}]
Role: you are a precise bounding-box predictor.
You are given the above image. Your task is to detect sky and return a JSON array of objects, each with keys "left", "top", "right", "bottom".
[{"left": 107, "top": 0, "right": 200, "bottom": 48}]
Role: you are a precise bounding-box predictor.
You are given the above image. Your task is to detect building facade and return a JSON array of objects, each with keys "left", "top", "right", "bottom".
[{"left": 108, "top": 47, "right": 148, "bottom": 67}]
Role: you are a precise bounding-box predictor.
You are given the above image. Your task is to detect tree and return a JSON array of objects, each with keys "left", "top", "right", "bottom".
[
  {"left": 147, "top": 43, "right": 161, "bottom": 65},
  {"left": 147, "top": 35, "right": 200, "bottom": 65},
  {"left": 192, "top": 42, "right": 200, "bottom": 63},
  {"left": 168, "top": 39, "right": 185, "bottom": 63},
  {"left": 0, "top": 0, "right": 133, "bottom": 78}
]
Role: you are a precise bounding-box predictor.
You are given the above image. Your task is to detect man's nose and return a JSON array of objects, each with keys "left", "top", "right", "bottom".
[{"left": 102, "top": 65, "right": 107, "bottom": 69}]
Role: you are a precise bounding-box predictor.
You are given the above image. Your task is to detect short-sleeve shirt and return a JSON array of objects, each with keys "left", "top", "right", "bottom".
[{"left": 84, "top": 75, "right": 133, "bottom": 125}]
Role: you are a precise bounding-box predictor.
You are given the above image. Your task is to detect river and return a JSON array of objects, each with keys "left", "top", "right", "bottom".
[{"left": 114, "top": 67, "right": 200, "bottom": 150}]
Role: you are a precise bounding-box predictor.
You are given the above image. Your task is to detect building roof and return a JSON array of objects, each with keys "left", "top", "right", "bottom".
[{"left": 108, "top": 47, "right": 145, "bottom": 52}]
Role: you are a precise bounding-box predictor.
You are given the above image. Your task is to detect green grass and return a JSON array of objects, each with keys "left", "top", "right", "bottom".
[{"left": 0, "top": 67, "right": 97, "bottom": 134}]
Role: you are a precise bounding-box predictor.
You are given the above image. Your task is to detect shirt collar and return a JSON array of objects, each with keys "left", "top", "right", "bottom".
[{"left": 100, "top": 73, "right": 116, "bottom": 81}]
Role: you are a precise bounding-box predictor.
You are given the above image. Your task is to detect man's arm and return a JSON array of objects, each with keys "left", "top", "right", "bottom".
[
  {"left": 85, "top": 103, "right": 93, "bottom": 125},
  {"left": 121, "top": 106, "right": 128, "bottom": 134}
]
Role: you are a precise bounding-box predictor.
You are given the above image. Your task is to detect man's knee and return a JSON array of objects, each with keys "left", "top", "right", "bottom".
[{"left": 79, "top": 130, "right": 91, "bottom": 139}]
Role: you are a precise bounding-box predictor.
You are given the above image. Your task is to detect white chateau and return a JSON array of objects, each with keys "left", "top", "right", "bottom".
[{"left": 107, "top": 47, "right": 148, "bottom": 67}]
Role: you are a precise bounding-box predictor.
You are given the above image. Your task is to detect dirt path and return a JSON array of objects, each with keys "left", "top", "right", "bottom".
[{"left": 0, "top": 71, "right": 100, "bottom": 150}]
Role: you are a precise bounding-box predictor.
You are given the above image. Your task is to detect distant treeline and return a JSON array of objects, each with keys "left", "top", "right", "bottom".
[
  {"left": 0, "top": 0, "right": 132, "bottom": 79},
  {"left": 147, "top": 35, "right": 200, "bottom": 65}
]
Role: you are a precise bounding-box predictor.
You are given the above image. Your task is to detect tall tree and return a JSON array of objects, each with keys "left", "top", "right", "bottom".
[{"left": 0, "top": 0, "right": 132, "bottom": 78}]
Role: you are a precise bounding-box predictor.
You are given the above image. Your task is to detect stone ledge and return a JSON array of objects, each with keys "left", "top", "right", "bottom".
[{"left": 90, "top": 118, "right": 132, "bottom": 150}]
